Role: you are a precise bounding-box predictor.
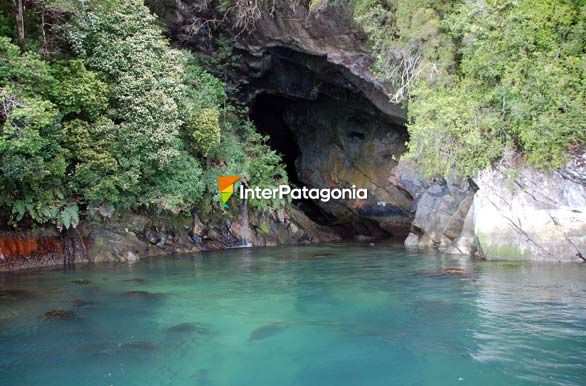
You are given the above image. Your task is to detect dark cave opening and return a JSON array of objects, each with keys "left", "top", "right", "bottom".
[
  {"left": 249, "top": 92, "right": 400, "bottom": 240},
  {"left": 245, "top": 47, "right": 412, "bottom": 239},
  {"left": 250, "top": 93, "right": 335, "bottom": 226},
  {"left": 250, "top": 94, "right": 300, "bottom": 186}
]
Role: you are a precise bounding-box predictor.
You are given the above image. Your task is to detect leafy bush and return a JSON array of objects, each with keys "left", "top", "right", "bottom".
[
  {"left": 355, "top": 0, "right": 585, "bottom": 176},
  {"left": 0, "top": 0, "right": 288, "bottom": 227},
  {"left": 189, "top": 108, "right": 221, "bottom": 157}
]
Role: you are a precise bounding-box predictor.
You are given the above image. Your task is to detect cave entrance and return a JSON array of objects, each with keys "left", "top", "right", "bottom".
[
  {"left": 250, "top": 93, "right": 335, "bottom": 226},
  {"left": 250, "top": 94, "right": 300, "bottom": 186},
  {"left": 244, "top": 46, "right": 412, "bottom": 239}
]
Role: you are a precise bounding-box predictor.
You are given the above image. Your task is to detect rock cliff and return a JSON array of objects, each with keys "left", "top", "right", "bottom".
[{"left": 405, "top": 152, "right": 586, "bottom": 262}]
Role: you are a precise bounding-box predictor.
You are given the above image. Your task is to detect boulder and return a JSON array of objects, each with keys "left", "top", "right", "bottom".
[{"left": 404, "top": 177, "right": 476, "bottom": 252}]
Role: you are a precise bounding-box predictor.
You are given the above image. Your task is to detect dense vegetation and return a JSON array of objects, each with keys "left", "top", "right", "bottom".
[
  {"left": 352, "top": 0, "right": 585, "bottom": 176},
  {"left": 1, "top": 0, "right": 584, "bottom": 229},
  {"left": 0, "top": 0, "right": 286, "bottom": 229}
]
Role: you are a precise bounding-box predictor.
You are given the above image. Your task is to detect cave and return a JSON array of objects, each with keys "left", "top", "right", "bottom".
[
  {"left": 244, "top": 47, "right": 413, "bottom": 239},
  {"left": 250, "top": 93, "right": 337, "bottom": 227}
]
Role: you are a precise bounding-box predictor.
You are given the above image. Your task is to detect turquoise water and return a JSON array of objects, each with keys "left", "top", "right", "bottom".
[{"left": 1, "top": 243, "right": 585, "bottom": 386}]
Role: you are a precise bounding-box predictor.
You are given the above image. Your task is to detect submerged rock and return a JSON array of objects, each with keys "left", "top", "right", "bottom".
[
  {"left": 71, "top": 299, "right": 96, "bottom": 307},
  {"left": 78, "top": 341, "right": 157, "bottom": 356},
  {"left": 71, "top": 279, "right": 92, "bottom": 285},
  {"left": 123, "top": 278, "right": 146, "bottom": 284},
  {"left": 310, "top": 253, "right": 335, "bottom": 259},
  {"left": 440, "top": 268, "right": 466, "bottom": 276},
  {"left": 42, "top": 309, "right": 76, "bottom": 321},
  {"left": 122, "top": 290, "right": 163, "bottom": 300},
  {"left": 76, "top": 342, "right": 119, "bottom": 356},
  {"left": 250, "top": 322, "right": 288, "bottom": 341},
  {"left": 121, "top": 341, "right": 157, "bottom": 351},
  {"left": 167, "top": 322, "right": 210, "bottom": 336}
]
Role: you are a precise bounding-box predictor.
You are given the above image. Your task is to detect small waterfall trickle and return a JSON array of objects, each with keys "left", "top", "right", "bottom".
[{"left": 240, "top": 199, "right": 253, "bottom": 248}]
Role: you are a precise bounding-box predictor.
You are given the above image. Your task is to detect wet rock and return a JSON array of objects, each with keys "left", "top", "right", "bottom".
[
  {"left": 71, "top": 279, "right": 91, "bottom": 285},
  {"left": 284, "top": 95, "right": 411, "bottom": 236},
  {"left": 188, "top": 231, "right": 203, "bottom": 245},
  {"left": 276, "top": 252, "right": 335, "bottom": 260},
  {"left": 42, "top": 309, "right": 76, "bottom": 321},
  {"left": 310, "top": 253, "right": 335, "bottom": 258},
  {"left": 87, "top": 227, "right": 148, "bottom": 263},
  {"left": 444, "top": 204, "right": 477, "bottom": 256},
  {"left": 405, "top": 177, "right": 475, "bottom": 252},
  {"left": 250, "top": 322, "right": 288, "bottom": 341},
  {"left": 355, "top": 235, "right": 376, "bottom": 241}
]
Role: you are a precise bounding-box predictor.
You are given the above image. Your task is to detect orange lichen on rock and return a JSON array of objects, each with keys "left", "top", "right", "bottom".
[{"left": 0, "top": 234, "right": 63, "bottom": 261}]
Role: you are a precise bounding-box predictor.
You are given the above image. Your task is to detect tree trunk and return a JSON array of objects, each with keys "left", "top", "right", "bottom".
[{"left": 14, "top": 0, "right": 25, "bottom": 47}]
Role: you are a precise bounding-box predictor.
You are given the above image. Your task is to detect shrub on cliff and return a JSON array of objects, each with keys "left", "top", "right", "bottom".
[{"left": 355, "top": 0, "right": 585, "bottom": 177}]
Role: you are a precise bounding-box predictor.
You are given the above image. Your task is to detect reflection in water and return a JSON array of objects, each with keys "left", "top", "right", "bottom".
[{"left": 0, "top": 243, "right": 585, "bottom": 386}]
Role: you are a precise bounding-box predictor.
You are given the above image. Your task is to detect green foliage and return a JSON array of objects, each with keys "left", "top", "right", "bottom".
[
  {"left": 60, "top": 204, "right": 80, "bottom": 230},
  {"left": 0, "top": 37, "right": 67, "bottom": 226},
  {"left": 65, "top": 0, "right": 212, "bottom": 212},
  {"left": 404, "top": 0, "right": 585, "bottom": 176},
  {"left": 205, "top": 109, "right": 289, "bottom": 211},
  {"left": 0, "top": 36, "right": 55, "bottom": 95},
  {"left": 189, "top": 108, "right": 221, "bottom": 157},
  {"left": 353, "top": 0, "right": 456, "bottom": 103},
  {"left": 50, "top": 60, "right": 109, "bottom": 120},
  {"left": 0, "top": 0, "right": 288, "bottom": 228},
  {"left": 62, "top": 118, "right": 121, "bottom": 204},
  {"left": 405, "top": 81, "right": 506, "bottom": 177},
  {"left": 190, "top": 35, "right": 242, "bottom": 79},
  {"left": 355, "top": 0, "right": 585, "bottom": 176}
]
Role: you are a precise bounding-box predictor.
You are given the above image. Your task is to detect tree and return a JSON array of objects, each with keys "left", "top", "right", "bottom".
[{"left": 12, "top": 0, "right": 25, "bottom": 47}]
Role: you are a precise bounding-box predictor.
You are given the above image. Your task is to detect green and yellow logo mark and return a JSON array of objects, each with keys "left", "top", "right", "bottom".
[{"left": 217, "top": 176, "right": 241, "bottom": 208}]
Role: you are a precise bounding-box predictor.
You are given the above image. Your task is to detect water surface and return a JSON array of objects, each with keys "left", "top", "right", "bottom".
[{"left": 1, "top": 244, "right": 585, "bottom": 386}]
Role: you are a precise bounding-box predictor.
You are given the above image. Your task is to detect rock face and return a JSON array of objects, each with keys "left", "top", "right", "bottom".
[
  {"left": 403, "top": 174, "right": 476, "bottom": 253},
  {"left": 281, "top": 88, "right": 411, "bottom": 236},
  {"left": 0, "top": 230, "right": 65, "bottom": 270},
  {"left": 153, "top": 1, "right": 405, "bottom": 121},
  {"left": 0, "top": 207, "right": 339, "bottom": 271},
  {"left": 405, "top": 153, "right": 586, "bottom": 262},
  {"left": 472, "top": 160, "right": 585, "bottom": 262}
]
